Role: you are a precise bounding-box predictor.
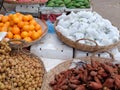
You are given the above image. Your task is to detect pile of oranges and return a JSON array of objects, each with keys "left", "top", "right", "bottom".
[{"left": 0, "top": 13, "right": 43, "bottom": 42}]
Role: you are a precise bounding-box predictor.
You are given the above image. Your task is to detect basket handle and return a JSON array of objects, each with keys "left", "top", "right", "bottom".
[
  {"left": 8, "top": 39, "right": 26, "bottom": 49},
  {"left": 91, "top": 51, "right": 114, "bottom": 60},
  {"left": 76, "top": 38, "right": 98, "bottom": 47}
]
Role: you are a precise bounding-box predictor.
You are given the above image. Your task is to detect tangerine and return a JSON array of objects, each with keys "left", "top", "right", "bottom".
[
  {"left": 1, "top": 27, "right": 8, "bottom": 32},
  {"left": 6, "top": 32, "right": 13, "bottom": 39},
  {"left": 31, "top": 31, "right": 40, "bottom": 40},
  {"left": 16, "top": 12, "right": 21, "bottom": 16},
  {"left": 13, "top": 17, "right": 20, "bottom": 23},
  {"left": 8, "top": 27, "right": 12, "bottom": 32},
  {"left": 1, "top": 16, "right": 9, "bottom": 23},
  {"left": 0, "top": 23, "right": 4, "bottom": 27},
  {"left": 22, "top": 25, "right": 30, "bottom": 31},
  {"left": 11, "top": 26, "right": 20, "bottom": 34},
  {"left": 24, "top": 22, "right": 29, "bottom": 25},
  {"left": 23, "top": 16, "right": 29, "bottom": 21},
  {"left": 28, "top": 31, "right": 32, "bottom": 37},
  {"left": 8, "top": 14, "right": 13, "bottom": 20},
  {"left": 30, "top": 20, "right": 37, "bottom": 26},
  {"left": 29, "top": 24, "right": 35, "bottom": 31},
  {"left": 21, "top": 31, "right": 28, "bottom": 38},
  {"left": 35, "top": 24, "right": 41, "bottom": 31},
  {"left": 24, "top": 37, "right": 32, "bottom": 42},
  {"left": 17, "top": 21, "right": 24, "bottom": 28},
  {"left": 13, "top": 34, "right": 21, "bottom": 39},
  {"left": 4, "top": 22, "right": 10, "bottom": 27},
  {"left": 10, "top": 21, "right": 15, "bottom": 26},
  {"left": 37, "top": 30, "right": 43, "bottom": 36},
  {"left": 27, "top": 15, "right": 33, "bottom": 21}
]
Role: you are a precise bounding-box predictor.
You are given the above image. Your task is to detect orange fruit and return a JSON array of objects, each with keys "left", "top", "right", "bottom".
[
  {"left": 30, "top": 20, "right": 37, "bottom": 26},
  {"left": 16, "top": 12, "right": 21, "bottom": 16},
  {"left": 23, "top": 16, "right": 29, "bottom": 21},
  {"left": 1, "top": 26, "right": 8, "bottom": 32},
  {"left": 24, "top": 22, "right": 29, "bottom": 25},
  {"left": 11, "top": 26, "right": 20, "bottom": 34},
  {"left": 28, "top": 31, "right": 32, "bottom": 37},
  {"left": 11, "top": 14, "right": 17, "bottom": 20},
  {"left": 6, "top": 32, "right": 13, "bottom": 39},
  {"left": 13, "top": 17, "right": 20, "bottom": 23},
  {"left": 37, "top": 30, "right": 43, "bottom": 36},
  {"left": 1, "top": 16, "right": 9, "bottom": 23},
  {"left": 8, "top": 27, "right": 12, "bottom": 32},
  {"left": 0, "top": 14, "right": 3, "bottom": 21},
  {"left": 4, "top": 22, "right": 10, "bottom": 27},
  {"left": 27, "top": 15, "right": 33, "bottom": 21},
  {"left": 22, "top": 25, "right": 30, "bottom": 31},
  {"left": 18, "top": 16, "right": 23, "bottom": 21},
  {"left": 31, "top": 31, "right": 40, "bottom": 40},
  {"left": 16, "top": 13, "right": 23, "bottom": 21},
  {"left": 10, "top": 21, "right": 15, "bottom": 26},
  {"left": 21, "top": 31, "right": 28, "bottom": 38},
  {"left": 17, "top": 21, "right": 24, "bottom": 28},
  {"left": 0, "top": 23, "right": 4, "bottom": 27},
  {"left": 24, "top": 37, "right": 32, "bottom": 42},
  {"left": 13, "top": 34, "right": 21, "bottom": 39},
  {"left": 8, "top": 14, "right": 13, "bottom": 19},
  {"left": 29, "top": 24, "right": 35, "bottom": 31},
  {"left": 35, "top": 24, "right": 41, "bottom": 31}
]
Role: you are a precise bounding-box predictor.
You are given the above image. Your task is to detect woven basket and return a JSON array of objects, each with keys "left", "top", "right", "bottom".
[
  {"left": 55, "top": 21, "right": 120, "bottom": 52},
  {"left": 8, "top": 18, "right": 47, "bottom": 49},
  {"left": 4, "top": 0, "right": 48, "bottom": 4},
  {"left": 41, "top": 51, "right": 115, "bottom": 90}
]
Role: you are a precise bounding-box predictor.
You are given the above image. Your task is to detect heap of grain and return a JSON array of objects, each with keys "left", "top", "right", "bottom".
[{"left": 0, "top": 41, "right": 44, "bottom": 90}]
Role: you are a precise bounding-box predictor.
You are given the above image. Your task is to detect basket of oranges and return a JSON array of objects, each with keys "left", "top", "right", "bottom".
[{"left": 0, "top": 13, "right": 47, "bottom": 49}]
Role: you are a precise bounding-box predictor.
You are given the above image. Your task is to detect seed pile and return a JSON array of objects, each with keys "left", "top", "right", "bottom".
[{"left": 0, "top": 41, "right": 44, "bottom": 90}]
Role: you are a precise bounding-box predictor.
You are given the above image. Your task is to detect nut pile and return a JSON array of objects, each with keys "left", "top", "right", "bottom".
[
  {"left": 50, "top": 60, "right": 120, "bottom": 90},
  {"left": 0, "top": 41, "right": 44, "bottom": 90}
]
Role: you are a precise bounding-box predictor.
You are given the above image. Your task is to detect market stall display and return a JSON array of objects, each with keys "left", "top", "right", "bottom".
[
  {"left": 40, "top": 0, "right": 91, "bottom": 22},
  {"left": 0, "top": 41, "right": 45, "bottom": 89},
  {"left": 55, "top": 11, "right": 120, "bottom": 52},
  {"left": 0, "top": 13, "right": 47, "bottom": 48},
  {"left": 42, "top": 52, "right": 120, "bottom": 90},
  {"left": 0, "top": 1, "right": 120, "bottom": 90}
]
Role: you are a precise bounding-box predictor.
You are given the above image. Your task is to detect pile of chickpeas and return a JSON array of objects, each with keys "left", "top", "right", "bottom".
[{"left": 0, "top": 41, "right": 44, "bottom": 90}]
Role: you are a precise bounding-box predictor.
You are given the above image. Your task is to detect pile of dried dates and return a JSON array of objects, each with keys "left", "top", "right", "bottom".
[{"left": 50, "top": 60, "right": 120, "bottom": 90}]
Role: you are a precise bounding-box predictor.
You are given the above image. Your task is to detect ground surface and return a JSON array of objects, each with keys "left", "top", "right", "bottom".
[{"left": 92, "top": 0, "right": 120, "bottom": 30}]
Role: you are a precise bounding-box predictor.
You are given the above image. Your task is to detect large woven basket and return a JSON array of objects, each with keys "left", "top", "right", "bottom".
[
  {"left": 41, "top": 51, "right": 115, "bottom": 90},
  {"left": 55, "top": 21, "right": 120, "bottom": 52},
  {"left": 4, "top": 0, "right": 48, "bottom": 4},
  {"left": 8, "top": 18, "right": 47, "bottom": 49}
]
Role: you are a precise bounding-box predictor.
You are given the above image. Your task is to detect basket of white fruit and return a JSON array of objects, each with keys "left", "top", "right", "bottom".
[{"left": 55, "top": 11, "right": 120, "bottom": 52}]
